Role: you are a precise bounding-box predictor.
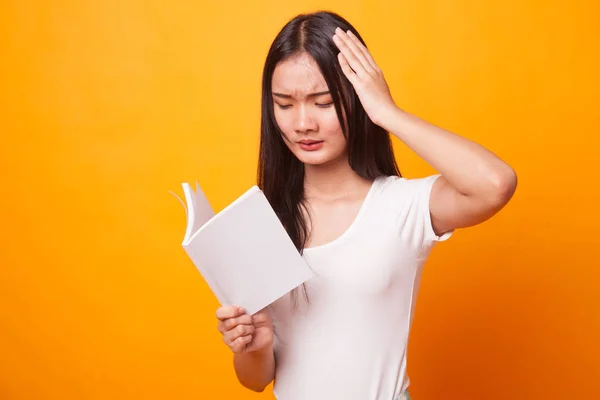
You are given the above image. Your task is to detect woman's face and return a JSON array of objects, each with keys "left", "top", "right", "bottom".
[{"left": 271, "top": 52, "right": 348, "bottom": 166}]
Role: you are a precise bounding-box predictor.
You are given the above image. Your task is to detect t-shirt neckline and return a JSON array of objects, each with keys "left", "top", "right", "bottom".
[{"left": 302, "top": 176, "right": 382, "bottom": 253}]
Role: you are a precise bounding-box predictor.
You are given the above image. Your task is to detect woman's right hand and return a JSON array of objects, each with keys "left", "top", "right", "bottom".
[{"left": 216, "top": 306, "right": 274, "bottom": 354}]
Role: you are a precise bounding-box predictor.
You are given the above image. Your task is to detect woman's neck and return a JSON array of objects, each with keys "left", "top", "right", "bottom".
[{"left": 303, "top": 157, "right": 370, "bottom": 201}]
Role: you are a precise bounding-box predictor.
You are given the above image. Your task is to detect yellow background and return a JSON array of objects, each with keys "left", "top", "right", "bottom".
[{"left": 2, "top": 0, "right": 599, "bottom": 399}]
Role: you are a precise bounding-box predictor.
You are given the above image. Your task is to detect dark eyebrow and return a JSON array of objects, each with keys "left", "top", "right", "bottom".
[{"left": 272, "top": 90, "right": 331, "bottom": 99}]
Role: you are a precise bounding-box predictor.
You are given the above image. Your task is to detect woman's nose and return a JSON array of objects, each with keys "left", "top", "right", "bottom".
[{"left": 293, "top": 106, "right": 318, "bottom": 133}]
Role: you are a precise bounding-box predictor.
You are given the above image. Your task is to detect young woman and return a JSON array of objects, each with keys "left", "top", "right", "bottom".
[{"left": 215, "top": 11, "right": 517, "bottom": 400}]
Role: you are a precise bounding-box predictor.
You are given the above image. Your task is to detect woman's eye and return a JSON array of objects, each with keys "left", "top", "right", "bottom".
[
  {"left": 276, "top": 104, "right": 292, "bottom": 110},
  {"left": 316, "top": 102, "right": 334, "bottom": 108}
]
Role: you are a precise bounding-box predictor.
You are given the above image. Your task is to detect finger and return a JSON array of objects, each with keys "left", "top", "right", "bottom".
[
  {"left": 251, "top": 308, "right": 273, "bottom": 326},
  {"left": 216, "top": 305, "right": 245, "bottom": 320},
  {"left": 346, "top": 30, "right": 379, "bottom": 72},
  {"left": 252, "top": 310, "right": 270, "bottom": 324},
  {"left": 337, "top": 29, "right": 374, "bottom": 72},
  {"left": 333, "top": 28, "right": 374, "bottom": 76},
  {"left": 333, "top": 33, "right": 366, "bottom": 78},
  {"left": 224, "top": 324, "right": 255, "bottom": 345},
  {"left": 223, "top": 314, "right": 253, "bottom": 331},
  {"left": 230, "top": 335, "right": 252, "bottom": 353},
  {"left": 217, "top": 314, "right": 251, "bottom": 334},
  {"left": 338, "top": 52, "right": 358, "bottom": 85}
]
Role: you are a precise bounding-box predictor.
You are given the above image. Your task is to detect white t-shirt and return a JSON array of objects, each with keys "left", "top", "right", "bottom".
[{"left": 268, "top": 174, "right": 453, "bottom": 400}]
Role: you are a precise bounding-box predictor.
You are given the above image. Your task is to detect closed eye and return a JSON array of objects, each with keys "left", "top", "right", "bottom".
[
  {"left": 316, "top": 102, "right": 334, "bottom": 108},
  {"left": 275, "top": 101, "right": 333, "bottom": 110}
]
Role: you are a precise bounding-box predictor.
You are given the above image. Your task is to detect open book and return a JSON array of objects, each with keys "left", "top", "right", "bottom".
[{"left": 171, "top": 182, "right": 314, "bottom": 315}]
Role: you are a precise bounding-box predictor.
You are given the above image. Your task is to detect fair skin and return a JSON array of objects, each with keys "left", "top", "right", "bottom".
[{"left": 217, "top": 27, "right": 517, "bottom": 392}]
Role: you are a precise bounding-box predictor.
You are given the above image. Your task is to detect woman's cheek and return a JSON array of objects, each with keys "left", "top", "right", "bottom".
[{"left": 322, "top": 112, "right": 345, "bottom": 138}]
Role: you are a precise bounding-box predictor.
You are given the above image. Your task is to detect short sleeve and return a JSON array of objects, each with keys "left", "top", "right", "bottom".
[{"left": 416, "top": 174, "right": 454, "bottom": 246}]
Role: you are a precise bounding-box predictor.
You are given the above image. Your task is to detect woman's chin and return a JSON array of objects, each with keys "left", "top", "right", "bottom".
[{"left": 295, "top": 150, "right": 345, "bottom": 167}]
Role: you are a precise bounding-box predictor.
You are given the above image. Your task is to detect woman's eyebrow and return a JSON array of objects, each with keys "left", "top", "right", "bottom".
[{"left": 272, "top": 91, "right": 331, "bottom": 99}]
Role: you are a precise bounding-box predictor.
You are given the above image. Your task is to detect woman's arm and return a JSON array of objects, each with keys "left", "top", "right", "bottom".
[
  {"left": 217, "top": 306, "right": 275, "bottom": 392},
  {"left": 233, "top": 345, "right": 275, "bottom": 392},
  {"left": 379, "top": 108, "right": 517, "bottom": 235},
  {"left": 333, "top": 27, "right": 517, "bottom": 235}
]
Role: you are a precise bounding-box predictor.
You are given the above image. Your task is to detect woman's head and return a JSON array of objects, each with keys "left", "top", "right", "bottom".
[
  {"left": 257, "top": 11, "right": 400, "bottom": 252},
  {"left": 259, "top": 11, "right": 399, "bottom": 181},
  {"left": 271, "top": 51, "right": 347, "bottom": 167}
]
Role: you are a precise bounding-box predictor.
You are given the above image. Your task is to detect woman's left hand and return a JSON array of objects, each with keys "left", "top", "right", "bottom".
[{"left": 332, "top": 27, "right": 398, "bottom": 128}]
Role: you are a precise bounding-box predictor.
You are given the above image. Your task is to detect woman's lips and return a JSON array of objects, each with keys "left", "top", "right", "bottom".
[{"left": 298, "top": 140, "right": 324, "bottom": 151}]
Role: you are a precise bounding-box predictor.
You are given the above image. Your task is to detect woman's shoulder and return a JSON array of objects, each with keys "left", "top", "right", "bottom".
[
  {"left": 373, "top": 173, "right": 451, "bottom": 245},
  {"left": 372, "top": 173, "right": 443, "bottom": 212},
  {"left": 377, "top": 173, "right": 441, "bottom": 193}
]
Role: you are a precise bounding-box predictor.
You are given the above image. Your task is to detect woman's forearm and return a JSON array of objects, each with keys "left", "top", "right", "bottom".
[{"left": 233, "top": 345, "right": 275, "bottom": 392}]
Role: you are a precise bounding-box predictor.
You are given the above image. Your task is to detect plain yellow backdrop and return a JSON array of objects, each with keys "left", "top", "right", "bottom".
[{"left": 1, "top": 0, "right": 599, "bottom": 399}]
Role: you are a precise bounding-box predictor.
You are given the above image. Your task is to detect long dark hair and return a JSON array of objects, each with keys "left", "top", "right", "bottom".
[{"left": 257, "top": 11, "right": 400, "bottom": 301}]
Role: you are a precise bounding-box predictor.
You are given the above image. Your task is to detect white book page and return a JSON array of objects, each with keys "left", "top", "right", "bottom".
[
  {"left": 170, "top": 182, "right": 216, "bottom": 244},
  {"left": 191, "top": 182, "right": 215, "bottom": 235},
  {"left": 186, "top": 183, "right": 216, "bottom": 243},
  {"left": 182, "top": 188, "right": 314, "bottom": 315},
  {"left": 184, "top": 185, "right": 260, "bottom": 245}
]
